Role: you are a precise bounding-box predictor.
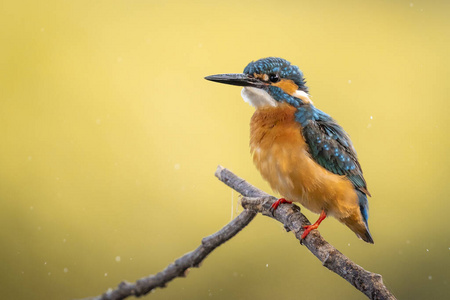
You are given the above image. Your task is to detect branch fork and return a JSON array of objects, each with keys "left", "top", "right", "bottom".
[{"left": 81, "top": 166, "right": 395, "bottom": 300}]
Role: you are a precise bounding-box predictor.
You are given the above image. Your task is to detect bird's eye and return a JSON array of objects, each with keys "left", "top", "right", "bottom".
[{"left": 269, "top": 73, "right": 280, "bottom": 83}]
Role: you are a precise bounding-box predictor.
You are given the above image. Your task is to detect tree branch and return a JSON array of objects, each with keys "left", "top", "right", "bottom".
[{"left": 81, "top": 165, "right": 396, "bottom": 300}]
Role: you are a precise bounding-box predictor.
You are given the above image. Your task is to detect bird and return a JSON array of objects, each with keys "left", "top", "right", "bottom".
[{"left": 205, "top": 57, "right": 374, "bottom": 243}]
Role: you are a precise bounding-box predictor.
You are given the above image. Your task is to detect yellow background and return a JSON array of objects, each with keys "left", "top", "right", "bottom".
[{"left": 1, "top": 0, "right": 449, "bottom": 299}]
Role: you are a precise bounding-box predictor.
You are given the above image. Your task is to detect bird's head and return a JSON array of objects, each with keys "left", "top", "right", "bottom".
[{"left": 205, "top": 57, "right": 311, "bottom": 108}]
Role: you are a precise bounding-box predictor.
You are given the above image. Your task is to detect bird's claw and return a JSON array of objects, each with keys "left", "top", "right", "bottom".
[
  {"left": 269, "top": 198, "right": 292, "bottom": 216},
  {"left": 301, "top": 224, "right": 319, "bottom": 240}
]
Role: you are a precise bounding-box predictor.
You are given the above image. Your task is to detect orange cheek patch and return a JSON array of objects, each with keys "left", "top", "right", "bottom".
[{"left": 272, "top": 79, "right": 299, "bottom": 96}]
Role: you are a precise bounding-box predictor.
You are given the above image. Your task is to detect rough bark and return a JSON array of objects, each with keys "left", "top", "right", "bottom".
[{"left": 80, "top": 166, "right": 396, "bottom": 300}]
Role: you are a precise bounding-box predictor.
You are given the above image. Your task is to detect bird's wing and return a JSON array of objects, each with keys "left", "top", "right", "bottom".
[{"left": 299, "top": 108, "right": 370, "bottom": 196}]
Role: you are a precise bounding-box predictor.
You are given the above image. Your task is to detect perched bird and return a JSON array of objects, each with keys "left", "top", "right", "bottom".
[{"left": 205, "top": 57, "right": 374, "bottom": 243}]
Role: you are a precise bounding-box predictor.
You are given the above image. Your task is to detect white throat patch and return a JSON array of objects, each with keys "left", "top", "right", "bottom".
[
  {"left": 241, "top": 87, "right": 277, "bottom": 108},
  {"left": 241, "top": 87, "right": 313, "bottom": 108}
]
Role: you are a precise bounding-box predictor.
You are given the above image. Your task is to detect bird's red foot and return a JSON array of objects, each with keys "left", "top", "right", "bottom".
[
  {"left": 301, "top": 224, "right": 320, "bottom": 240},
  {"left": 301, "top": 210, "right": 327, "bottom": 240},
  {"left": 270, "top": 198, "right": 292, "bottom": 212}
]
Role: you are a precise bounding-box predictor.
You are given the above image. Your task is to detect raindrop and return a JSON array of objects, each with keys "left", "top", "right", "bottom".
[{"left": 115, "top": 256, "right": 121, "bottom": 262}]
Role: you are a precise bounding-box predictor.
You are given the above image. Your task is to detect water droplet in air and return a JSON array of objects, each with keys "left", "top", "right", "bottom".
[{"left": 115, "top": 256, "right": 121, "bottom": 262}]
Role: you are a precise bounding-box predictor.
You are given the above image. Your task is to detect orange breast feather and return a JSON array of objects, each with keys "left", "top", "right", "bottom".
[{"left": 249, "top": 103, "right": 360, "bottom": 220}]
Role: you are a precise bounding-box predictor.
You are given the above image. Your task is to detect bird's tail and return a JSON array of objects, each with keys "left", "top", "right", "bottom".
[{"left": 340, "top": 191, "right": 374, "bottom": 244}]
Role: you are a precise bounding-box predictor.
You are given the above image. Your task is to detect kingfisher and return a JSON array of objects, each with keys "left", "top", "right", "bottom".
[{"left": 205, "top": 57, "right": 374, "bottom": 243}]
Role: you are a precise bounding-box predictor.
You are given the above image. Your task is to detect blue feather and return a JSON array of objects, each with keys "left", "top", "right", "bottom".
[
  {"left": 244, "top": 58, "right": 309, "bottom": 93},
  {"left": 295, "top": 105, "right": 370, "bottom": 195},
  {"left": 356, "top": 190, "right": 373, "bottom": 243}
]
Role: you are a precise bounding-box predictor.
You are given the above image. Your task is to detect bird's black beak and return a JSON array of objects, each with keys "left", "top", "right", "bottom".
[{"left": 204, "top": 73, "right": 266, "bottom": 88}]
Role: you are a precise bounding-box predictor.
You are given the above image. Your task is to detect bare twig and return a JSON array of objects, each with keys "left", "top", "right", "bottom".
[
  {"left": 217, "top": 166, "right": 395, "bottom": 300},
  {"left": 81, "top": 165, "right": 396, "bottom": 300},
  {"left": 81, "top": 211, "right": 257, "bottom": 300}
]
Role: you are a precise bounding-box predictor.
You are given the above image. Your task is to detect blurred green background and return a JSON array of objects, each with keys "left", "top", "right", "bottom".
[{"left": 1, "top": 0, "right": 449, "bottom": 299}]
